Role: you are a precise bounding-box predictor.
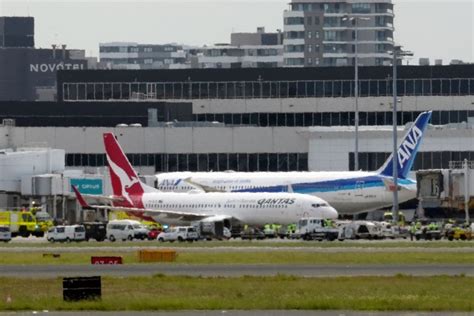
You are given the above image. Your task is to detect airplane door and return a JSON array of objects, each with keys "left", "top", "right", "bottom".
[{"left": 355, "top": 181, "right": 364, "bottom": 197}]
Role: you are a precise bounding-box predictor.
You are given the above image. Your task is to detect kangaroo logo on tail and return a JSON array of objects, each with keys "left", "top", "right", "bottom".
[
  {"left": 378, "top": 111, "right": 432, "bottom": 179},
  {"left": 103, "top": 133, "right": 149, "bottom": 208}
]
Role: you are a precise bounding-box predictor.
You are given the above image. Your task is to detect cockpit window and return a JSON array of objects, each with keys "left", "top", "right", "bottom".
[{"left": 312, "top": 203, "right": 328, "bottom": 208}]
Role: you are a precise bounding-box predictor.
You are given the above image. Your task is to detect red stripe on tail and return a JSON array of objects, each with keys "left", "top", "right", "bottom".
[{"left": 103, "top": 133, "right": 145, "bottom": 208}]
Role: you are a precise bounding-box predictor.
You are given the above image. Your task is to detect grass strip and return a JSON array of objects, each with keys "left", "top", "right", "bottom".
[
  {"left": 0, "top": 275, "right": 473, "bottom": 311},
  {"left": 1, "top": 251, "right": 474, "bottom": 265}
]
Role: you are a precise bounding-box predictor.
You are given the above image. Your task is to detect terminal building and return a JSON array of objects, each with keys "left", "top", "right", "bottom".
[{"left": 16, "top": 63, "right": 474, "bottom": 175}]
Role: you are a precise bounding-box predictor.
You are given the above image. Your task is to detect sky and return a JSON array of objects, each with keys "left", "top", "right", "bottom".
[{"left": 1, "top": 0, "right": 473, "bottom": 65}]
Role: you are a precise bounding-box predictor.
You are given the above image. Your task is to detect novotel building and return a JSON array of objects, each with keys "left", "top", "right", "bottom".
[{"left": 0, "top": 46, "right": 89, "bottom": 101}]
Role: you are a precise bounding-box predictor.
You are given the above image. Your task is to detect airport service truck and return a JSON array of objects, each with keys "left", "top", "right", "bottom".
[
  {"left": 0, "top": 210, "right": 41, "bottom": 237},
  {"left": 296, "top": 218, "right": 339, "bottom": 241}
]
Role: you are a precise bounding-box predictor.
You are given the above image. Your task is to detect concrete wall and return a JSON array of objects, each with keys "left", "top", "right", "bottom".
[
  {"left": 0, "top": 126, "right": 308, "bottom": 156},
  {"left": 191, "top": 96, "right": 474, "bottom": 114},
  {"left": 302, "top": 124, "right": 474, "bottom": 171}
]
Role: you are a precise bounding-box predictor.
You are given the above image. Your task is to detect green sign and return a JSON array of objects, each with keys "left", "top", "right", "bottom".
[{"left": 70, "top": 178, "right": 103, "bottom": 195}]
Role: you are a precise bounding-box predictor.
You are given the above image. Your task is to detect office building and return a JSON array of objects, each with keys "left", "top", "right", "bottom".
[
  {"left": 283, "top": 0, "right": 394, "bottom": 67},
  {"left": 99, "top": 42, "right": 187, "bottom": 69},
  {"left": 0, "top": 16, "right": 34, "bottom": 48}
]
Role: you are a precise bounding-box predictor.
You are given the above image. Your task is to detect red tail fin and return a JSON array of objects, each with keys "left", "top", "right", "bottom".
[
  {"left": 72, "top": 185, "right": 91, "bottom": 208},
  {"left": 103, "top": 133, "right": 145, "bottom": 208}
]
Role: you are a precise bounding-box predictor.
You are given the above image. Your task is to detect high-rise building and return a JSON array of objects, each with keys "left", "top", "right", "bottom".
[
  {"left": 283, "top": 0, "right": 394, "bottom": 67},
  {"left": 0, "top": 17, "right": 34, "bottom": 48}
]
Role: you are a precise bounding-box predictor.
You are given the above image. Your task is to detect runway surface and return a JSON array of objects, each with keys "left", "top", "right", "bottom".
[
  {"left": 2, "top": 245, "right": 474, "bottom": 253},
  {"left": 1, "top": 263, "right": 473, "bottom": 278}
]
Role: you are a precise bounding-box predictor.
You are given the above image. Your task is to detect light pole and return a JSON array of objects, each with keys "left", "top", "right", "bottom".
[
  {"left": 343, "top": 15, "right": 369, "bottom": 171},
  {"left": 391, "top": 45, "right": 413, "bottom": 224}
]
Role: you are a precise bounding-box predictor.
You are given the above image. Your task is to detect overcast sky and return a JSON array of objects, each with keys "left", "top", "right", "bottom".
[{"left": 1, "top": 0, "right": 473, "bottom": 65}]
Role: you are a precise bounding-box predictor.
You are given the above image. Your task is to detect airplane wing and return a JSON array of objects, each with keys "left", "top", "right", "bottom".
[
  {"left": 183, "top": 177, "right": 226, "bottom": 193},
  {"left": 71, "top": 186, "right": 123, "bottom": 206},
  {"left": 90, "top": 205, "right": 215, "bottom": 222},
  {"left": 72, "top": 186, "right": 231, "bottom": 222}
]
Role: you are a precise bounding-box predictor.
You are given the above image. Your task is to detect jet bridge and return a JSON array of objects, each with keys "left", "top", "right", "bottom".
[{"left": 417, "top": 160, "right": 474, "bottom": 221}]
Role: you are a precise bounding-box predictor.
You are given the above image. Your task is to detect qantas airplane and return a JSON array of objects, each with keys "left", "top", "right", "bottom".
[
  {"left": 73, "top": 133, "right": 338, "bottom": 227},
  {"left": 155, "top": 111, "right": 432, "bottom": 215}
]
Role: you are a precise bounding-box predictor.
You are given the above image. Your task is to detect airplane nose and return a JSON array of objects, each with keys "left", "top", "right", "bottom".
[{"left": 324, "top": 207, "right": 338, "bottom": 219}]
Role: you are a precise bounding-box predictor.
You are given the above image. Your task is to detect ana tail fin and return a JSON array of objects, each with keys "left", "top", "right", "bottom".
[
  {"left": 378, "top": 111, "right": 432, "bottom": 179},
  {"left": 103, "top": 133, "right": 158, "bottom": 208}
]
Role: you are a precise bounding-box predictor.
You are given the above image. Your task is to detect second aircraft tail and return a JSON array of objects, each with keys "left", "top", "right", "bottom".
[{"left": 377, "top": 111, "right": 432, "bottom": 179}]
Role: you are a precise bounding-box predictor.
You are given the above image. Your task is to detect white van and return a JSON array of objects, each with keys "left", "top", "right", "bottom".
[
  {"left": 0, "top": 225, "right": 11, "bottom": 242},
  {"left": 47, "top": 225, "right": 86, "bottom": 242},
  {"left": 157, "top": 226, "right": 199, "bottom": 242},
  {"left": 106, "top": 220, "right": 149, "bottom": 242}
]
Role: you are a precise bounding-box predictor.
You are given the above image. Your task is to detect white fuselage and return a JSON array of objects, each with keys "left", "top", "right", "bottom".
[
  {"left": 139, "top": 191, "right": 337, "bottom": 225},
  {"left": 156, "top": 171, "right": 417, "bottom": 215}
]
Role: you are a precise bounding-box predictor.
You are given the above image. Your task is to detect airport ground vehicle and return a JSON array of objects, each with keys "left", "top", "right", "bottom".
[
  {"left": 383, "top": 212, "right": 406, "bottom": 226},
  {"left": 147, "top": 227, "right": 161, "bottom": 240},
  {"left": 47, "top": 225, "right": 86, "bottom": 242},
  {"left": 414, "top": 222, "right": 442, "bottom": 240},
  {"left": 240, "top": 227, "right": 265, "bottom": 240},
  {"left": 379, "top": 222, "right": 409, "bottom": 239},
  {"left": 192, "top": 221, "right": 226, "bottom": 240},
  {"left": 0, "top": 210, "right": 46, "bottom": 237},
  {"left": 447, "top": 227, "right": 472, "bottom": 241},
  {"left": 31, "top": 209, "right": 54, "bottom": 236},
  {"left": 296, "top": 218, "right": 339, "bottom": 241},
  {"left": 339, "top": 221, "right": 383, "bottom": 240},
  {"left": 106, "top": 220, "right": 149, "bottom": 241},
  {"left": 109, "top": 211, "right": 162, "bottom": 231},
  {"left": 157, "top": 226, "right": 199, "bottom": 242},
  {"left": 222, "top": 227, "right": 232, "bottom": 239},
  {"left": 263, "top": 224, "right": 281, "bottom": 238},
  {"left": 83, "top": 222, "right": 106, "bottom": 242},
  {"left": 0, "top": 225, "right": 11, "bottom": 242},
  {"left": 278, "top": 224, "right": 297, "bottom": 239}
]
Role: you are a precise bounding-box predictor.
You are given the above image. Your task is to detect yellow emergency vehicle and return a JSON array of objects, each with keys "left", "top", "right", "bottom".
[
  {"left": 0, "top": 209, "right": 53, "bottom": 237},
  {"left": 0, "top": 210, "right": 37, "bottom": 237}
]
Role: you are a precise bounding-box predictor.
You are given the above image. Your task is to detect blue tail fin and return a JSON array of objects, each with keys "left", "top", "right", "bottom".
[{"left": 378, "top": 111, "right": 432, "bottom": 179}]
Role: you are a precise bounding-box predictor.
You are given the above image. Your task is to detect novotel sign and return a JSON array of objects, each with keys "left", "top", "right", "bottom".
[{"left": 29, "top": 63, "right": 85, "bottom": 73}]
